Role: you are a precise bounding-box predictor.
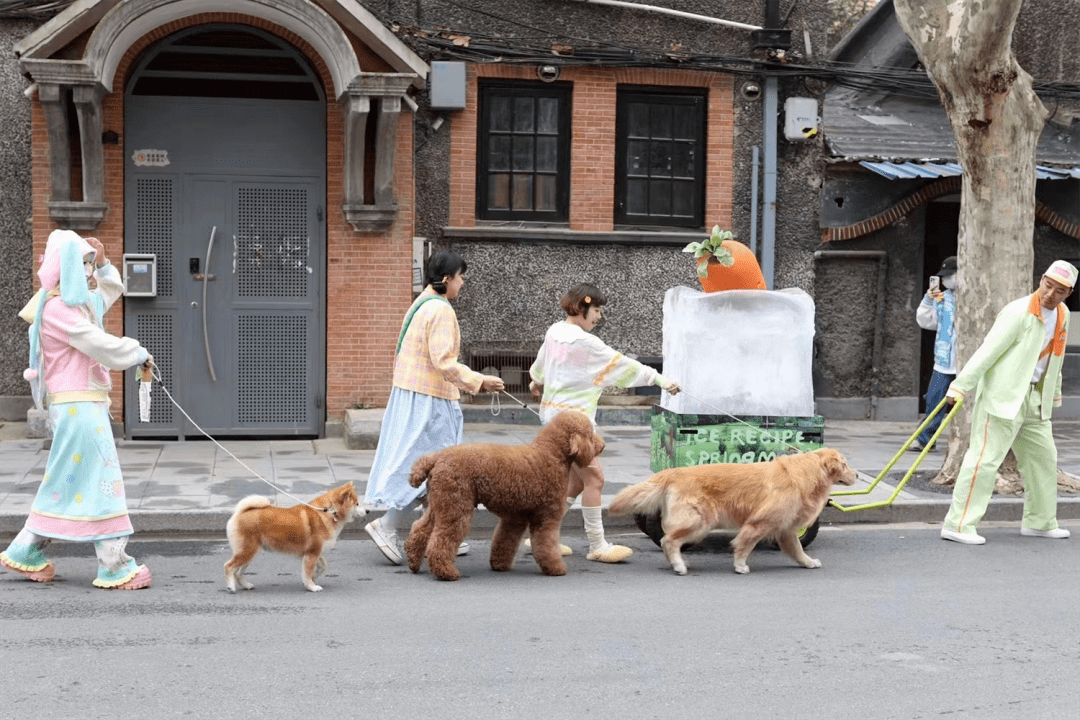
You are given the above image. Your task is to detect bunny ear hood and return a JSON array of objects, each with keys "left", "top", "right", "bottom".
[
  {"left": 58, "top": 237, "right": 93, "bottom": 306},
  {"left": 20, "top": 230, "right": 96, "bottom": 323},
  {"left": 34, "top": 229, "right": 95, "bottom": 307},
  {"left": 37, "top": 230, "right": 89, "bottom": 291}
]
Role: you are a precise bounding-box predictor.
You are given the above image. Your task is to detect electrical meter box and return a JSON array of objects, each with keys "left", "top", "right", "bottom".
[
  {"left": 122, "top": 253, "right": 157, "bottom": 297},
  {"left": 429, "top": 61, "right": 466, "bottom": 110},
  {"left": 784, "top": 97, "right": 820, "bottom": 140}
]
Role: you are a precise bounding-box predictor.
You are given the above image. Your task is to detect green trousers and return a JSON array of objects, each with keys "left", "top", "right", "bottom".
[{"left": 944, "top": 384, "right": 1060, "bottom": 534}]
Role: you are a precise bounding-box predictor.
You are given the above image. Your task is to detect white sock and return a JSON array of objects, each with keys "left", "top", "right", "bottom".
[
  {"left": 582, "top": 505, "right": 609, "bottom": 553},
  {"left": 381, "top": 498, "right": 420, "bottom": 532}
]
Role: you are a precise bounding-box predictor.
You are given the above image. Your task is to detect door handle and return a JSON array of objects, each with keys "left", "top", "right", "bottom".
[{"left": 203, "top": 226, "right": 218, "bottom": 382}]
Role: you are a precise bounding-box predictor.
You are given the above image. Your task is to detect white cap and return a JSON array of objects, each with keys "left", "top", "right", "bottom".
[{"left": 1045, "top": 260, "right": 1077, "bottom": 289}]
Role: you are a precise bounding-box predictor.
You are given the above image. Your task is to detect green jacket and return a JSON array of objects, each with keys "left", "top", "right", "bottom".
[{"left": 949, "top": 292, "right": 1070, "bottom": 421}]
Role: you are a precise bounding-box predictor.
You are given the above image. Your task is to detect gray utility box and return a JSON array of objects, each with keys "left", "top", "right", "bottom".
[{"left": 429, "top": 61, "right": 466, "bottom": 110}]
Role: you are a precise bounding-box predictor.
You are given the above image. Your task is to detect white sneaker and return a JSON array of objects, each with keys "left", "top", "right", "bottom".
[
  {"left": 524, "top": 538, "right": 573, "bottom": 556},
  {"left": 1020, "top": 527, "right": 1071, "bottom": 539},
  {"left": 364, "top": 518, "right": 404, "bottom": 565},
  {"left": 940, "top": 527, "right": 986, "bottom": 545},
  {"left": 457, "top": 541, "right": 470, "bottom": 556}
]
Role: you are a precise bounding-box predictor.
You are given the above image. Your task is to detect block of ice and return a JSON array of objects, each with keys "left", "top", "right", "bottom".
[{"left": 660, "top": 286, "right": 815, "bottom": 416}]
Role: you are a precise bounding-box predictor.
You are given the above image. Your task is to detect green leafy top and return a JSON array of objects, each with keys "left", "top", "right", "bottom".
[{"left": 683, "top": 226, "right": 735, "bottom": 277}]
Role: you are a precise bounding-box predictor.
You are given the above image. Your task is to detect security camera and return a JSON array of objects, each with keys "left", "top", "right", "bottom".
[
  {"left": 741, "top": 82, "right": 762, "bottom": 101},
  {"left": 537, "top": 65, "right": 560, "bottom": 83}
]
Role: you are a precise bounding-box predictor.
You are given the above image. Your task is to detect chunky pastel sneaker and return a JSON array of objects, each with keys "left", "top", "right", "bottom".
[
  {"left": 940, "top": 528, "right": 986, "bottom": 545},
  {"left": 95, "top": 560, "right": 151, "bottom": 589},
  {"left": 1020, "top": 527, "right": 1071, "bottom": 539},
  {"left": 586, "top": 543, "right": 633, "bottom": 563},
  {"left": 364, "top": 518, "right": 404, "bottom": 565},
  {"left": 457, "top": 541, "right": 470, "bottom": 556},
  {"left": 524, "top": 538, "right": 572, "bottom": 556},
  {"left": 0, "top": 555, "right": 55, "bottom": 582},
  {"left": 109, "top": 565, "right": 152, "bottom": 590}
]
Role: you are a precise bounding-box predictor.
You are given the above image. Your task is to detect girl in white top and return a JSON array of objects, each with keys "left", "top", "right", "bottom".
[{"left": 529, "top": 283, "right": 680, "bottom": 562}]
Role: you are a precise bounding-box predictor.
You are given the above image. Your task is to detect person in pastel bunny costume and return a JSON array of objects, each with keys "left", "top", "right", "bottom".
[{"left": 1, "top": 230, "right": 155, "bottom": 589}]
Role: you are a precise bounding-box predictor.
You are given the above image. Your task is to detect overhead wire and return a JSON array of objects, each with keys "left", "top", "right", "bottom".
[
  {"left": 0, "top": 0, "right": 71, "bottom": 17},
  {"left": 397, "top": 0, "right": 1080, "bottom": 101}
]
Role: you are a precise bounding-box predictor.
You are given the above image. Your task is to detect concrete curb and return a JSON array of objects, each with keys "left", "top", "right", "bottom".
[
  {"left": 820, "top": 495, "right": 1080, "bottom": 525},
  {"left": 5, "top": 497, "right": 1077, "bottom": 538}
]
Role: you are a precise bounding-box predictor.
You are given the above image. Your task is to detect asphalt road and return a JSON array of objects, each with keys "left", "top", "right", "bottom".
[{"left": 2, "top": 522, "right": 1077, "bottom": 719}]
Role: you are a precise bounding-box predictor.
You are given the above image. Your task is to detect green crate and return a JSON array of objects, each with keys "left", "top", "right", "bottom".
[{"left": 651, "top": 405, "right": 824, "bottom": 472}]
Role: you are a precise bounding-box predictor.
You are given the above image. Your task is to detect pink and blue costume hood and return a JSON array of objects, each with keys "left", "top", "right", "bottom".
[{"left": 19, "top": 230, "right": 100, "bottom": 411}]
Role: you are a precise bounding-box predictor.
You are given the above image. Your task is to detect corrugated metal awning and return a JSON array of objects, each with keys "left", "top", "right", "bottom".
[{"left": 859, "top": 160, "right": 1080, "bottom": 181}]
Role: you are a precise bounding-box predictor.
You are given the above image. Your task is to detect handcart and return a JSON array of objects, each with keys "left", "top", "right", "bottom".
[{"left": 634, "top": 397, "right": 963, "bottom": 550}]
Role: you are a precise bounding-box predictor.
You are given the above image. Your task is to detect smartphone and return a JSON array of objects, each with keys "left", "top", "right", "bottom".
[{"left": 928, "top": 275, "right": 941, "bottom": 293}]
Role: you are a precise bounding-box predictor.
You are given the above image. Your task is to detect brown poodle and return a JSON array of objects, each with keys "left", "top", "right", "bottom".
[{"left": 404, "top": 411, "right": 605, "bottom": 581}]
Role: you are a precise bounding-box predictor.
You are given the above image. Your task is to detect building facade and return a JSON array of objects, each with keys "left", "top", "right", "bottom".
[
  {"left": 2, "top": 0, "right": 836, "bottom": 436},
  {"left": 7, "top": 0, "right": 1070, "bottom": 436}
]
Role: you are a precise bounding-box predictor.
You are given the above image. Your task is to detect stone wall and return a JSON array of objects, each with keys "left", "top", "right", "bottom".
[{"left": 0, "top": 19, "right": 35, "bottom": 418}]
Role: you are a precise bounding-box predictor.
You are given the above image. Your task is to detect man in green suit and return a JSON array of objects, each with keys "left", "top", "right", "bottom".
[{"left": 941, "top": 260, "right": 1076, "bottom": 545}]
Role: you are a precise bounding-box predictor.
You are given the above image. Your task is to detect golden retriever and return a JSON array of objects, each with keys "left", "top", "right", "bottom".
[
  {"left": 405, "top": 411, "right": 605, "bottom": 581},
  {"left": 609, "top": 448, "right": 856, "bottom": 575},
  {"left": 224, "top": 481, "right": 364, "bottom": 592}
]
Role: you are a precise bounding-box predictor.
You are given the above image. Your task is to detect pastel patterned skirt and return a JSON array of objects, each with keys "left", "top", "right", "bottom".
[
  {"left": 363, "top": 387, "right": 463, "bottom": 509},
  {"left": 25, "top": 401, "right": 134, "bottom": 542}
]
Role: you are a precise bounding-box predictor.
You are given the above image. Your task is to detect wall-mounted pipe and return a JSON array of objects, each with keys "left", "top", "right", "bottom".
[
  {"left": 749, "top": 145, "right": 760, "bottom": 255},
  {"left": 813, "top": 250, "right": 889, "bottom": 420},
  {"left": 761, "top": 77, "right": 778, "bottom": 289}
]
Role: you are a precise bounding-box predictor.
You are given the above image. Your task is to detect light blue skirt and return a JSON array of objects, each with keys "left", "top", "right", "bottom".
[
  {"left": 26, "top": 401, "right": 134, "bottom": 542},
  {"left": 364, "top": 387, "right": 463, "bottom": 509}
]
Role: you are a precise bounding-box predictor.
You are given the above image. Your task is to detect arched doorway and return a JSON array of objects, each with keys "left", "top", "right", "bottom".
[{"left": 123, "top": 25, "right": 327, "bottom": 438}]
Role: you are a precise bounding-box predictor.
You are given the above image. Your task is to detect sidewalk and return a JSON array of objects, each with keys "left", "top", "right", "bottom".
[{"left": 1, "top": 418, "right": 1078, "bottom": 537}]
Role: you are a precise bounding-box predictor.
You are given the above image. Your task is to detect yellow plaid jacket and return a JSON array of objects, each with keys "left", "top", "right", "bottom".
[{"left": 393, "top": 288, "right": 484, "bottom": 400}]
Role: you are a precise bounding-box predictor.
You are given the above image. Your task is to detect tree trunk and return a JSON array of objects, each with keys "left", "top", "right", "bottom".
[{"left": 894, "top": 0, "right": 1054, "bottom": 489}]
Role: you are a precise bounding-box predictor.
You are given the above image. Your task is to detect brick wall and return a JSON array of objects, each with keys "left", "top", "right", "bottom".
[
  {"left": 448, "top": 64, "right": 735, "bottom": 231},
  {"left": 29, "top": 14, "right": 414, "bottom": 423}
]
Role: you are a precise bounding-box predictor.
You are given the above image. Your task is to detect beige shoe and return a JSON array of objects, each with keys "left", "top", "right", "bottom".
[
  {"left": 586, "top": 543, "right": 633, "bottom": 563},
  {"left": 524, "top": 538, "right": 572, "bottom": 556}
]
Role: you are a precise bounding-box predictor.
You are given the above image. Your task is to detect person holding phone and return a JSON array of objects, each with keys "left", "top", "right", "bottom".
[{"left": 913, "top": 256, "right": 958, "bottom": 451}]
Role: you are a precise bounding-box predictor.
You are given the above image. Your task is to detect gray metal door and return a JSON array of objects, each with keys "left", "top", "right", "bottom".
[{"left": 124, "top": 96, "right": 325, "bottom": 437}]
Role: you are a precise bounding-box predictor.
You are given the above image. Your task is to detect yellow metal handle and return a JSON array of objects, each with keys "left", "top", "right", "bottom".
[{"left": 828, "top": 396, "right": 963, "bottom": 512}]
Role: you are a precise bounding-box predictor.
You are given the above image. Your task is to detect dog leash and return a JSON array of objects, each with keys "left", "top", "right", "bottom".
[
  {"left": 145, "top": 365, "right": 333, "bottom": 515},
  {"left": 496, "top": 388, "right": 809, "bottom": 455},
  {"left": 492, "top": 390, "right": 542, "bottom": 418}
]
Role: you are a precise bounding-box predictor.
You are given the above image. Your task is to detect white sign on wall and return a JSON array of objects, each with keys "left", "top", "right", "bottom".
[
  {"left": 413, "top": 237, "right": 429, "bottom": 294},
  {"left": 132, "top": 149, "right": 170, "bottom": 167}
]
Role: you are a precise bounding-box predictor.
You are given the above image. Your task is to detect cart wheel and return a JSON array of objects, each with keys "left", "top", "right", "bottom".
[
  {"left": 759, "top": 517, "right": 820, "bottom": 550},
  {"left": 634, "top": 511, "right": 666, "bottom": 548},
  {"left": 794, "top": 517, "right": 820, "bottom": 549},
  {"left": 633, "top": 511, "right": 697, "bottom": 551},
  {"left": 634, "top": 511, "right": 819, "bottom": 550}
]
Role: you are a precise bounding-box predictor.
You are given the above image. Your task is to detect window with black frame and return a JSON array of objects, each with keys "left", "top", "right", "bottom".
[
  {"left": 615, "top": 88, "right": 706, "bottom": 228},
  {"left": 476, "top": 82, "right": 571, "bottom": 222}
]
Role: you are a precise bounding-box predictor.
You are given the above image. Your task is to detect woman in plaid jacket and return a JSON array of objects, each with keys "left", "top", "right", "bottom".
[{"left": 362, "top": 252, "right": 504, "bottom": 565}]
